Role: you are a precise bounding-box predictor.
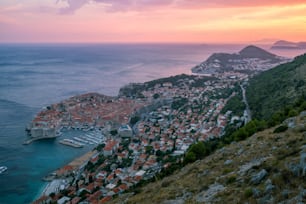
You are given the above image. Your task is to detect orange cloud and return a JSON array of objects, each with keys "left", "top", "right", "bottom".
[{"left": 0, "top": 0, "right": 305, "bottom": 43}]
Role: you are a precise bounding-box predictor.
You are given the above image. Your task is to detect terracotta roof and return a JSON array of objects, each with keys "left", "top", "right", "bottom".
[{"left": 100, "top": 196, "right": 112, "bottom": 203}]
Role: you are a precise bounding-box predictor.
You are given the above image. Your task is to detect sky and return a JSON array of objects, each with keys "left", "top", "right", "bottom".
[{"left": 0, "top": 0, "right": 305, "bottom": 43}]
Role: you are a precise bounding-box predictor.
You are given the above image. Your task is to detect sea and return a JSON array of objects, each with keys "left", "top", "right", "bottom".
[{"left": 0, "top": 43, "right": 304, "bottom": 204}]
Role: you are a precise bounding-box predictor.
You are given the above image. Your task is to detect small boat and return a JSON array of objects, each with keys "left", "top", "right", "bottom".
[{"left": 0, "top": 166, "right": 8, "bottom": 174}]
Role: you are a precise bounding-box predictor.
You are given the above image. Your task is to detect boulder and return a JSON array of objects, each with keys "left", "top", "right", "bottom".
[
  {"left": 252, "top": 188, "right": 262, "bottom": 198},
  {"left": 299, "top": 111, "right": 306, "bottom": 118},
  {"left": 265, "top": 183, "right": 275, "bottom": 194},
  {"left": 224, "top": 160, "right": 233, "bottom": 165},
  {"left": 250, "top": 169, "right": 268, "bottom": 185},
  {"left": 283, "top": 117, "right": 297, "bottom": 128},
  {"left": 238, "top": 158, "right": 267, "bottom": 176},
  {"left": 257, "top": 194, "right": 274, "bottom": 204},
  {"left": 162, "top": 199, "right": 184, "bottom": 204},
  {"left": 195, "top": 183, "right": 225, "bottom": 203}
]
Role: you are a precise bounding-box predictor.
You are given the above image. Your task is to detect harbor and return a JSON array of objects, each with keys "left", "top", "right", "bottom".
[{"left": 58, "top": 129, "right": 105, "bottom": 148}]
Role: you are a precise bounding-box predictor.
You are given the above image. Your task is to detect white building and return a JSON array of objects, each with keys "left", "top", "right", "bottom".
[{"left": 118, "top": 125, "right": 133, "bottom": 138}]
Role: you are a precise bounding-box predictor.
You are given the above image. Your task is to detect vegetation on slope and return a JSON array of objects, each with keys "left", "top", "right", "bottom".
[
  {"left": 119, "top": 74, "right": 216, "bottom": 98},
  {"left": 246, "top": 53, "right": 306, "bottom": 123}
]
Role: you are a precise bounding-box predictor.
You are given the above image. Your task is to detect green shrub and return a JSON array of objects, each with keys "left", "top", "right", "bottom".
[
  {"left": 226, "top": 175, "right": 237, "bottom": 184},
  {"left": 273, "top": 125, "right": 288, "bottom": 133},
  {"left": 244, "top": 188, "right": 253, "bottom": 198}
]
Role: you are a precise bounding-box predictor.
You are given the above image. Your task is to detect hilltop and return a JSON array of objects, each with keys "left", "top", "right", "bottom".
[
  {"left": 271, "top": 40, "right": 306, "bottom": 50},
  {"left": 111, "top": 112, "right": 306, "bottom": 204},
  {"left": 191, "top": 45, "right": 289, "bottom": 76}
]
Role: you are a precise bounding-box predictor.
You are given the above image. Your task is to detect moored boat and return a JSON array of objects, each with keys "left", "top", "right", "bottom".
[
  {"left": 0, "top": 166, "right": 8, "bottom": 174},
  {"left": 59, "top": 139, "right": 83, "bottom": 148}
]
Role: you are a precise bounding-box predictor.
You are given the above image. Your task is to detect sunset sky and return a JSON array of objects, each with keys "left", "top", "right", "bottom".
[{"left": 0, "top": 0, "right": 305, "bottom": 43}]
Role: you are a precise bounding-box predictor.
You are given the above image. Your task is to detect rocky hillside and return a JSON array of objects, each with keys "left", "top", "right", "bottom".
[
  {"left": 191, "top": 45, "right": 288, "bottom": 75},
  {"left": 111, "top": 112, "right": 306, "bottom": 204}
]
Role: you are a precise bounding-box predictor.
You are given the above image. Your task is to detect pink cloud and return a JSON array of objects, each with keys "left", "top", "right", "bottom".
[
  {"left": 57, "top": 0, "right": 306, "bottom": 14},
  {"left": 178, "top": 0, "right": 306, "bottom": 8},
  {"left": 58, "top": 0, "right": 89, "bottom": 14},
  {"left": 58, "top": 0, "right": 177, "bottom": 14}
]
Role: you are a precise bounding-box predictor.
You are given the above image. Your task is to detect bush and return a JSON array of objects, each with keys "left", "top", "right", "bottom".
[
  {"left": 189, "top": 142, "right": 207, "bottom": 159},
  {"left": 130, "top": 115, "right": 140, "bottom": 125},
  {"left": 273, "top": 125, "right": 288, "bottom": 133},
  {"left": 184, "top": 152, "right": 196, "bottom": 164},
  {"left": 226, "top": 175, "right": 237, "bottom": 184},
  {"left": 244, "top": 188, "right": 253, "bottom": 198}
]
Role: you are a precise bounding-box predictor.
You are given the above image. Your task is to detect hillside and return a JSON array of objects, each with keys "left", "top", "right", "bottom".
[
  {"left": 191, "top": 45, "right": 288, "bottom": 75},
  {"left": 239, "top": 45, "right": 278, "bottom": 59},
  {"left": 108, "top": 53, "right": 306, "bottom": 204},
  {"left": 246, "top": 53, "right": 306, "bottom": 122},
  {"left": 111, "top": 112, "right": 306, "bottom": 204}
]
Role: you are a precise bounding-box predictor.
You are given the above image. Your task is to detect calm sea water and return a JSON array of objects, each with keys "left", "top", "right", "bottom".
[{"left": 0, "top": 43, "right": 304, "bottom": 204}]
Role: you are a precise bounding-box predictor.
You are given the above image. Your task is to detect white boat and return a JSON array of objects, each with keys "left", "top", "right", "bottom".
[
  {"left": 73, "top": 137, "right": 87, "bottom": 145},
  {"left": 0, "top": 166, "right": 8, "bottom": 174}
]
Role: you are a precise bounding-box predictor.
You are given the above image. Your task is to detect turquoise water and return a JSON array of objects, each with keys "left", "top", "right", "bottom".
[{"left": 0, "top": 43, "right": 303, "bottom": 204}]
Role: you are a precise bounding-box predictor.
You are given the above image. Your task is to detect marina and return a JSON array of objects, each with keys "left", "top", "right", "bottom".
[{"left": 58, "top": 130, "right": 105, "bottom": 148}]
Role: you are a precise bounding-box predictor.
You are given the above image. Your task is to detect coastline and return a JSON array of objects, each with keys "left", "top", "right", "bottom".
[{"left": 36, "top": 150, "right": 98, "bottom": 200}]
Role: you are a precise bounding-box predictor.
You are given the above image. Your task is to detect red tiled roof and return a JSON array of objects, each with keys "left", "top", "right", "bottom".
[
  {"left": 70, "top": 197, "right": 81, "bottom": 204},
  {"left": 100, "top": 196, "right": 112, "bottom": 203}
]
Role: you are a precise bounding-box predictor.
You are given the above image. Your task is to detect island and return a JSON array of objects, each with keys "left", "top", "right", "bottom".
[{"left": 271, "top": 40, "right": 306, "bottom": 50}]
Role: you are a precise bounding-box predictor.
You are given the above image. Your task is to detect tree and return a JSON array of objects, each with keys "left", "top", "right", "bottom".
[
  {"left": 110, "top": 129, "right": 118, "bottom": 136},
  {"left": 130, "top": 115, "right": 140, "bottom": 125},
  {"left": 153, "top": 93, "right": 160, "bottom": 99},
  {"left": 233, "top": 128, "right": 248, "bottom": 141},
  {"left": 145, "top": 145, "right": 154, "bottom": 154},
  {"left": 189, "top": 142, "right": 207, "bottom": 159},
  {"left": 184, "top": 152, "right": 196, "bottom": 164}
]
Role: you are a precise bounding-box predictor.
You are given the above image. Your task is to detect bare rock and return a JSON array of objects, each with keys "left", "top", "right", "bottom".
[
  {"left": 250, "top": 169, "right": 268, "bottom": 185},
  {"left": 238, "top": 158, "right": 267, "bottom": 176},
  {"left": 195, "top": 183, "right": 225, "bottom": 203}
]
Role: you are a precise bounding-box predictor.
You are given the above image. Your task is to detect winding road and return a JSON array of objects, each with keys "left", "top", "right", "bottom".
[{"left": 240, "top": 84, "right": 252, "bottom": 124}]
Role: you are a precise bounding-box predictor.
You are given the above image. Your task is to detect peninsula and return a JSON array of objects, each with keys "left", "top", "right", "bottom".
[
  {"left": 25, "top": 93, "right": 148, "bottom": 143},
  {"left": 191, "top": 45, "right": 289, "bottom": 76}
]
